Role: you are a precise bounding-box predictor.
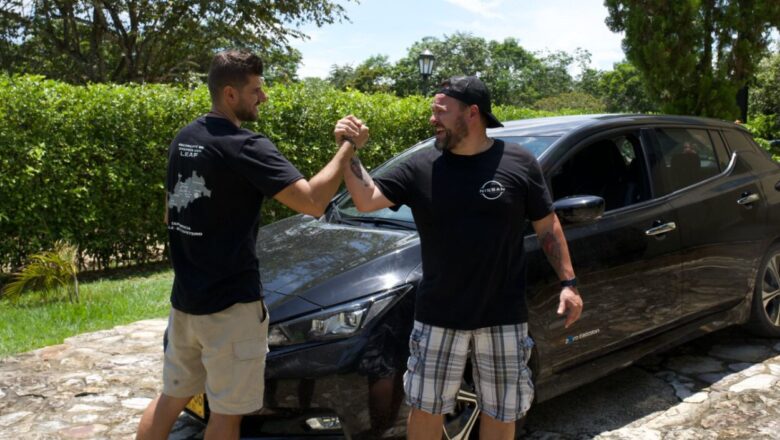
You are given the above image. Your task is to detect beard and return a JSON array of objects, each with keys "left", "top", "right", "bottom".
[
  {"left": 234, "top": 97, "right": 259, "bottom": 122},
  {"left": 434, "top": 115, "right": 468, "bottom": 151}
]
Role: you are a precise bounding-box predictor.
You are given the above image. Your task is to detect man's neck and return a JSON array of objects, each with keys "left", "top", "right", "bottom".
[
  {"left": 450, "top": 133, "right": 493, "bottom": 156},
  {"left": 207, "top": 106, "right": 240, "bottom": 128}
]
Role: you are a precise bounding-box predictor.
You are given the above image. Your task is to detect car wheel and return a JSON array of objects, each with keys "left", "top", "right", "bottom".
[{"left": 747, "top": 243, "right": 780, "bottom": 337}]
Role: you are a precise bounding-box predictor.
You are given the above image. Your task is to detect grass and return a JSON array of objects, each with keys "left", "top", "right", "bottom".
[{"left": 0, "top": 264, "right": 172, "bottom": 357}]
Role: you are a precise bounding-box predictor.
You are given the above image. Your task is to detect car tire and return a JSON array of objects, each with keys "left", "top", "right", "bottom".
[{"left": 747, "top": 243, "right": 780, "bottom": 337}]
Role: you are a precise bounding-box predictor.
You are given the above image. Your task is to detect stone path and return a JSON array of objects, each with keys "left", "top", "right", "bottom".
[
  {"left": 525, "top": 328, "right": 780, "bottom": 439},
  {"left": 0, "top": 320, "right": 200, "bottom": 440},
  {"left": 0, "top": 320, "right": 778, "bottom": 439}
]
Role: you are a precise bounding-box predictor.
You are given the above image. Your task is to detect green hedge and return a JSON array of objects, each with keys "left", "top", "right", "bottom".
[{"left": 0, "top": 75, "right": 557, "bottom": 271}]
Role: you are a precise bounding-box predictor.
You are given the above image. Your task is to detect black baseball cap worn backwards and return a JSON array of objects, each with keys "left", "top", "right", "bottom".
[{"left": 437, "top": 75, "right": 504, "bottom": 128}]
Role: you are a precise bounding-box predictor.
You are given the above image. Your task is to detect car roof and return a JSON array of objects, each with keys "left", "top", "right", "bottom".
[{"left": 487, "top": 114, "right": 746, "bottom": 137}]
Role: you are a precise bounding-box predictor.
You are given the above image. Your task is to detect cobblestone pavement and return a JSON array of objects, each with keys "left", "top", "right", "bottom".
[{"left": 0, "top": 319, "right": 778, "bottom": 439}]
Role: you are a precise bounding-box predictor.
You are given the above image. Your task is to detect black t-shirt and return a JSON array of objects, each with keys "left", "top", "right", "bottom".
[
  {"left": 373, "top": 140, "right": 552, "bottom": 329},
  {"left": 166, "top": 116, "right": 302, "bottom": 314}
]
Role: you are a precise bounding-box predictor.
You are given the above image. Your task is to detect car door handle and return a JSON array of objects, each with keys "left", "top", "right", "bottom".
[
  {"left": 645, "top": 222, "right": 677, "bottom": 236},
  {"left": 737, "top": 193, "right": 760, "bottom": 205}
]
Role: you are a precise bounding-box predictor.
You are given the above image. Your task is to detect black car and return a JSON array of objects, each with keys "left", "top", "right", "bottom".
[{"left": 184, "top": 114, "right": 780, "bottom": 439}]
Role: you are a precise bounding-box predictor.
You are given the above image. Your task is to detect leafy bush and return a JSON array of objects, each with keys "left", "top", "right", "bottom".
[
  {"left": 532, "top": 91, "right": 607, "bottom": 113},
  {"left": 0, "top": 75, "right": 201, "bottom": 270},
  {"left": 744, "top": 113, "right": 779, "bottom": 141},
  {"left": 1, "top": 240, "right": 79, "bottom": 303},
  {"left": 0, "top": 75, "right": 437, "bottom": 271}
]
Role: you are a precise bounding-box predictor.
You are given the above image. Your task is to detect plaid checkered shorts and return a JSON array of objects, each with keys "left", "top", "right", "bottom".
[{"left": 403, "top": 320, "right": 534, "bottom": 422}]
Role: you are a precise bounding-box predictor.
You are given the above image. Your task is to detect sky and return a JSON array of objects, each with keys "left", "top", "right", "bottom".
[{"left": 291, "top": 0, "right": 627, "bottom": 79}]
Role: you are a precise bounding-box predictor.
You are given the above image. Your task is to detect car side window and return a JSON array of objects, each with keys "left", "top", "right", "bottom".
[
  {"left": 649, "top": 128, "right": 721, "bottom": 195},
  {"left": 710, "top": 130, "right": 732, "bottom": 171},
  {"left": 722, "top": 128, "right": 775, "bottom": 161},
  {"left": 550, "top": 133, "right": 651, "bottom": 212}
]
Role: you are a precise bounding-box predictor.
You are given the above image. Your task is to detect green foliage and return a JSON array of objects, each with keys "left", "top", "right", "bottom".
[
  {"left": 605, "top": 0, "right": 780, "bottom": 119},
  {"left": 596, "top": 62, "right": 658, "bottom": 113},
  {"left": 533, "top": 92, "right": 607, "bottom": 113},
  {"left": 0, "top": 0, "right": 350, "bottom": 84},
  {"left": 327, "top": 33, "right": 579, "bottom": 106},
  {"left": 0, "top": 74, "right": 204, "bottom": 270},
  {"left": 750, "top": 50, "right": 780, "bottom": 117},
  {"left": 0, "top": 74, "right": 440, "bottom": 270},
  {"left": 744, "top": 113, "right": 780, "bottom": 140},
  {"left": 328, "top": 55, "right": 395, "bottom": 93},
  {"left": 2, "top": 241, "right": 79, "bottom": 303},
  {"left": 0, "top": 268, "right": 172, "bottom": 356}
]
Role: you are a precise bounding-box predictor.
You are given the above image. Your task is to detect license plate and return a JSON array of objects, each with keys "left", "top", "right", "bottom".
[{"left": 185, "top": 394, "right": 206, "bottom": 419}]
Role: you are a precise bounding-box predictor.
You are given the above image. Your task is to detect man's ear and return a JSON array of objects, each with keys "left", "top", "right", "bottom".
[
  {"left": 222, "top": 85, "right": 238, "bottom": 105},
  {"left": 469, "top": 104, "right": 480, "bottom": 121}
]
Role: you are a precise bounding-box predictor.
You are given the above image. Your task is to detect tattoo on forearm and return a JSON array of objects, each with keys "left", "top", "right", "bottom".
[
  {"left": 540, "top": 231, "right": 563, "bottom": 271},
  {"left": 350, "top": 157, "right": 369, "bottom": 187}
]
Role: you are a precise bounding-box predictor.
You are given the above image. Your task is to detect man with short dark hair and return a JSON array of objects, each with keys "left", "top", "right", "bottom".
[
  {"left": 136, "top": 49, "right": 367, "bottom": 440},
  {"left": 342, "top": 76, "right": 583, "bottom": 439}
]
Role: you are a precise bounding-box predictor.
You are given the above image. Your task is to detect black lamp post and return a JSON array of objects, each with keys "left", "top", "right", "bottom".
[{"left": 417, "top": 49, "right": 435, "bottom": 95}]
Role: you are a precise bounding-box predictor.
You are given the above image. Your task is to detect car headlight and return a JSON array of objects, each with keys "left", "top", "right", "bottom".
[{"left": 267, "top": 284, "right": 412, "bottom": 347}]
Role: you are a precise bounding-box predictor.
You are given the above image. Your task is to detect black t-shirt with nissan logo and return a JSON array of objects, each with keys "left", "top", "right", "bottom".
[
  {"left": 166, "top": 116, "right": 302, "bottom": 315},
  {"left": 373, "top": 139, "right": 552, "bottom": 329}
]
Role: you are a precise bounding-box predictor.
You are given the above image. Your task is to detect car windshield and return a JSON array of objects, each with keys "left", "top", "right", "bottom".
[{"left": 334, "top": 135, "right": 558, "bottom": 227}]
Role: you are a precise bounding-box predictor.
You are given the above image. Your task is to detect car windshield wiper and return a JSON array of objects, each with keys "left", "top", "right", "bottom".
[
  {"left": 324, "top": 199, "right": 342, "bottom": 223},
  {"left": 339, "top": 214, "right": 416, "bottom": 230}
]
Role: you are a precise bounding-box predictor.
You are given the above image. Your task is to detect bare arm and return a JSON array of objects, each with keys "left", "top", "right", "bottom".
[
  {"left": 332, "top": 115, "right": 394, "bottom": 212},
  {"left": 274, "top": 140, "right": 355, "bottom": 217},
  {"left": 344, "top": 154, "right": 394, "bottom": 212},
  {"left": 532, "top": 211, "right": 583, "bottom": 328}
]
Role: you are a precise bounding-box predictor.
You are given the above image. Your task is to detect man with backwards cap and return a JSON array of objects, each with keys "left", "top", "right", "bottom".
[{"left": 341, "top": 76, "right": 583, "bottom": 439}]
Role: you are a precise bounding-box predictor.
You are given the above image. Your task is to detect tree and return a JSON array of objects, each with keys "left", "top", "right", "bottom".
[
  {"left": 751, "top": 48, "right": 780, "bottom": 116},
  {"left": 328, "top": 55, "right": 394, "bottom": 93},
  {"left": 389, "top": 33, "right": 576, "bottom": 106},
  {"left": 598, "top": 62, "right": 658, "bottom": 113},
  {"left": 533, "top": 91, "right": 606, "bottom": 113},
  {"left": 605, "top": 0, "right": 780, "bottom": 119},
  {"left": 748, "top": 48, "right": 780, "bottom": 139},
  {"left": 0, "top": 0, "right": 352, "bottom": 84},
  {"left": 390, "top": 34, "right": 492, "bottom": 97}
]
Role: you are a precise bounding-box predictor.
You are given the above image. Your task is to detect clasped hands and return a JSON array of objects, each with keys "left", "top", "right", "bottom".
[{"left": 334, "top": 115, "right": 369, "bottom": 150}]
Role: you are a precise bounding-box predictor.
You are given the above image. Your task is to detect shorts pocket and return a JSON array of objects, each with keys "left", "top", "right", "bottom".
[
  {"left": 516, "top": 335, "right": 535, "bottom": 417},
  {"left": 259, "top": 301, "right": 269, "bottom": 324},
  {"left": 406, "top": 324, "right": 424, "bottom": 373},
  {"left": 520, "top": 335, "right": 534, "bottom": 364},
  {"left": 234, "top": 338, "right": 264, "bottom": 361}
]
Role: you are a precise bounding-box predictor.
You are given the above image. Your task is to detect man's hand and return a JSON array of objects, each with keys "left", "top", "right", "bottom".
[
  {"left": 334, "top": 115, "right": 369, "bottom": 149},
  {"left": 557, "top": 287, "right": 583, "bottom": 328}
]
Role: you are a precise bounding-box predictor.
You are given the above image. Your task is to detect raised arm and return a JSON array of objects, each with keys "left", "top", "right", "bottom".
[
  {"left": 337, "top": 117, "right": 394, "bottom": 213},
  {"left": 273, "top": 116, "right": 366, "bottom": 217},
  {"left": 531, "top": 212, "right": 583, "bottom": 328}
]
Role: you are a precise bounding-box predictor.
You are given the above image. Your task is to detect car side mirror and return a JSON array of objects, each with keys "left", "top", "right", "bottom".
[{"left": 553, "top": 195, "right": 605, "bottom": 224}]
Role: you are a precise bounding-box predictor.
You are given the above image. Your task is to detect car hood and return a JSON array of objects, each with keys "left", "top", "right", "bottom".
[{"left": 256, "top": 215, "right": 421, "bottom": 310}]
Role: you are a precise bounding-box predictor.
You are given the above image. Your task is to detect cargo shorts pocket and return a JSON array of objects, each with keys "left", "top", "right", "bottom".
[
  {"left": 406, "top": 324, "right": 424, "bottom": 374},
  {"left": 229, "top": 337, "right": 266, "bottom": 410},
  {"left": 234, "top": 338, "right": 265, "bottom": 361},
  {"left": 516, "top": 335, "right": 535, "bottom": 418}
]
